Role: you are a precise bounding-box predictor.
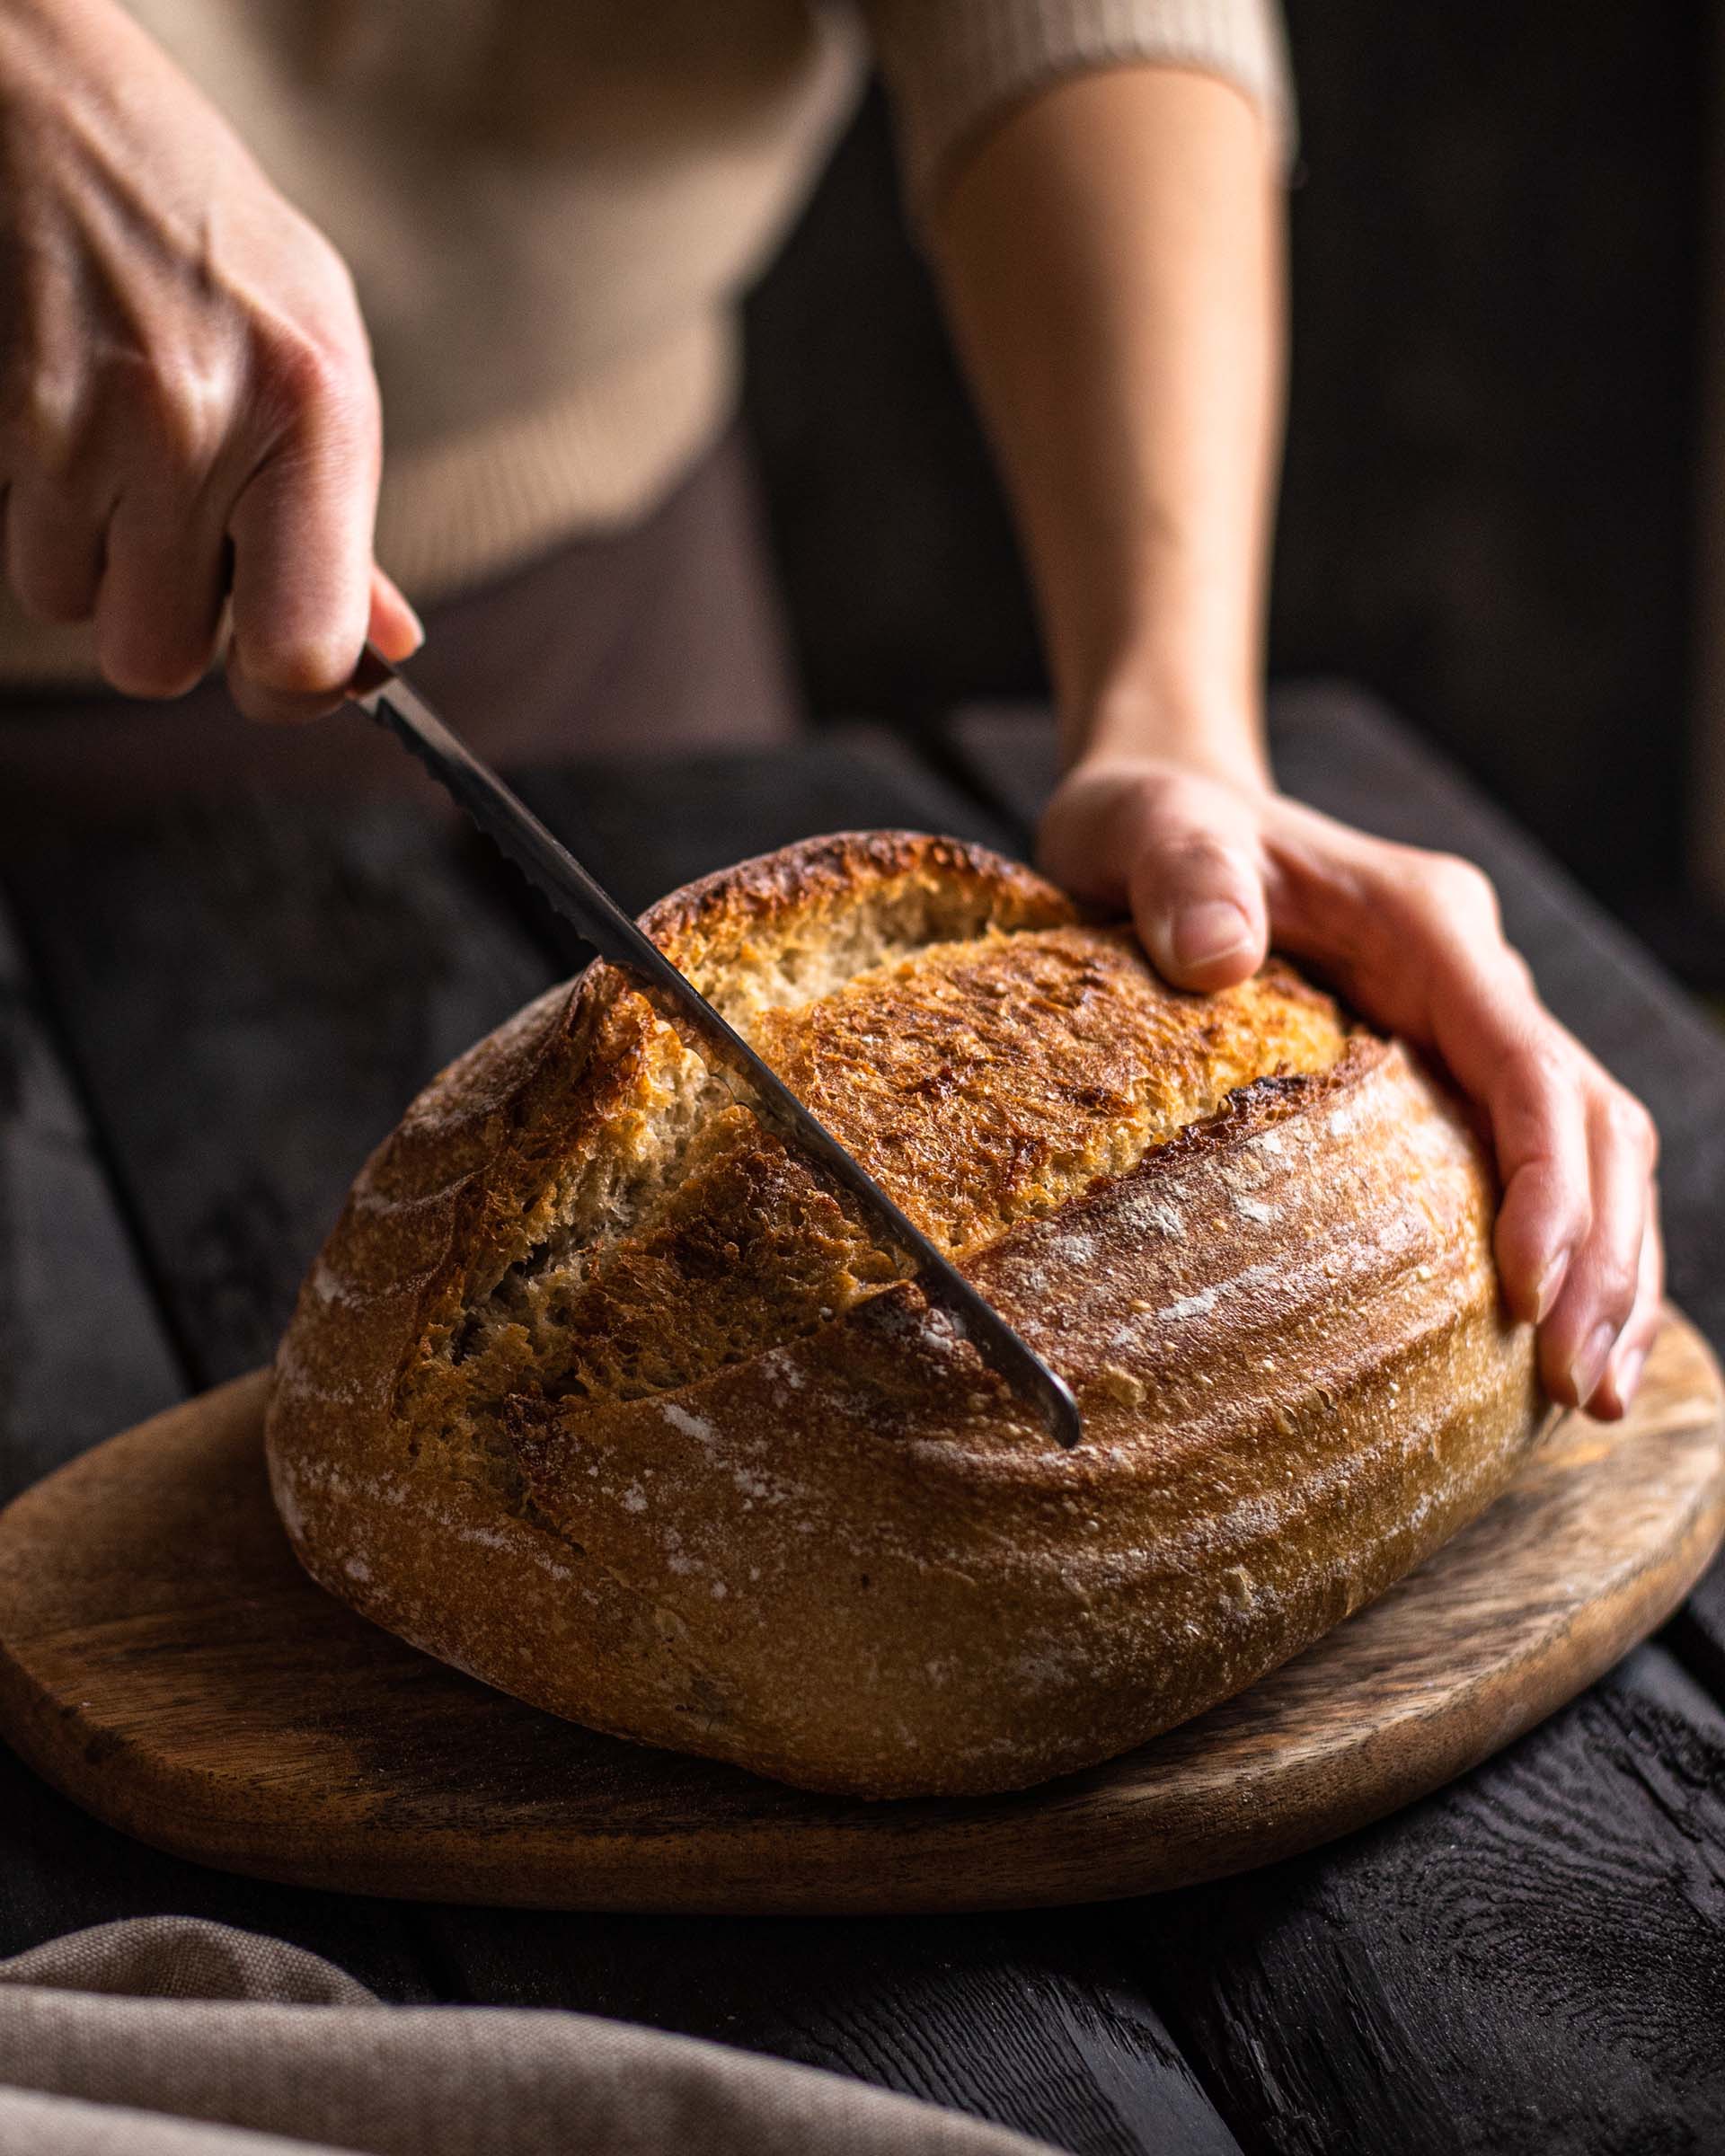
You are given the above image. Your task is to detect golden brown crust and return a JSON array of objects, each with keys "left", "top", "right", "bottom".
[
  {"left": 265, "top": 832, "right": 1544, "bottom": 1798},
  {"left": 751, "top": 925, "right": 1344, "bottom": 1257}
]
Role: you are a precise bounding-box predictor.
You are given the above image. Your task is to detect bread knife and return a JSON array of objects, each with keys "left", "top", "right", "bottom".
[{"left": 349, "top": 646, "right": 1084, "bottom": 1447}]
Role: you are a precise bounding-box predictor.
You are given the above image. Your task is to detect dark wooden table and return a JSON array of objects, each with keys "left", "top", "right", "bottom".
[{"left": 4, "top": 681, "right": 1725, "bottom": 2155}]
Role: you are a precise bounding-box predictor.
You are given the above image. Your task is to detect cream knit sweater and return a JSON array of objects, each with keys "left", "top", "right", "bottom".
[{"left": 4, "top": 0, "right": 1290, "bottom": 684}]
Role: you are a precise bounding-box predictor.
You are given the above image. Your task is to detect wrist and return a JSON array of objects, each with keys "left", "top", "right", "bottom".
[{"left": 1063, "top": 677, "right": 1273, "bottom": 794}]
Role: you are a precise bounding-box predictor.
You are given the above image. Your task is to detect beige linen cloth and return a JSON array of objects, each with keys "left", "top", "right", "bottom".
[{"left": 0, "top": 1917, "right": 1058, "bottom": 2156}]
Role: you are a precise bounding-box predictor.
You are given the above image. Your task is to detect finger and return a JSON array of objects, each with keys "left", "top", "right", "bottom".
[
  {"left": 1484, "top": 1021, "right": 1594, "bottom": 1328},
  {"left": 226, "top": 357, "right": 379, "bottom": 723},
  {"left": 1268, "top": 822, "right": 1592, "bottom": 1322},
  {"left": 1314, "top": 844, "right": 1596, "bottom": 1325},
  {"left": 92, "top": 492, "right": 226, "bottom": 698},
  {"left": 1588, "top": 1197, "right": 1664, "bottom": 1421},
  {"left": 367, "top": 564, "right": 423, "bottom": 663},
  {"left": 1539, "top": 1085, "right": 1659, "bottom": 1411},
  {"left": 1255, "top": 808, "right": 1661, "bottom": 1409},
  {"left": 1126, "top": 798, "right": 1269, "bottom": 993},
  {"left": 3, "top": 478, "right": 105, "bottom": 625}
]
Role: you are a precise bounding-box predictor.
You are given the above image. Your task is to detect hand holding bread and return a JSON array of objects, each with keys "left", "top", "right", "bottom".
[{"left": 1041, "top": 756, "right": 1662, "bottom": 1422}]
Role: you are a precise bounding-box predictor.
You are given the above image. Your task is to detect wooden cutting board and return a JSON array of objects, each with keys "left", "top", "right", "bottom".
[{"left": 2, "top": 1307, "right": 1722, "bottom": 1916}]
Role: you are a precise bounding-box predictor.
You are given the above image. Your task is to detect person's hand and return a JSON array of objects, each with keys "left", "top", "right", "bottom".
[
  {"left": 0, "top": 0, "right": 420, "bottom": 720},
  {"left": 1040, "top": 754, "right": 1662, "bottom": 1419}
]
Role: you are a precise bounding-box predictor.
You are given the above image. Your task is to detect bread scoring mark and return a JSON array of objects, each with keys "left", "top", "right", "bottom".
[
  {"left": 748, "top": 925, "right": 1347, "bottom": 1263},
  {"left": 398, "top": 861, "right": 1063, "bottom": 1497}
]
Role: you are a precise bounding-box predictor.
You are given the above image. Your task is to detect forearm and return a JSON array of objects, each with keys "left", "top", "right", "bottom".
[{"left": 929, "top": 64, "right": 1285, "bottom": 785}]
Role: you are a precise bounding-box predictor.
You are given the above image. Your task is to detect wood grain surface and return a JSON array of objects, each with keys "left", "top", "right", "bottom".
[{"left": 1, "top": 1306, "right": 1718, "bottom": 1917}]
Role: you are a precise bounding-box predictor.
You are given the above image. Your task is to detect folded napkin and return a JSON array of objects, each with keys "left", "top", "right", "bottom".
[{"left": 0, "top": 1918, "right": 1057, "bottom": 2156}]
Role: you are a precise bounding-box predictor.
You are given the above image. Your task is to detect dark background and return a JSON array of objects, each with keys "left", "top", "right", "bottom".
[{"left": 743, "top": 3, "right": 1712, "bottom": 944}]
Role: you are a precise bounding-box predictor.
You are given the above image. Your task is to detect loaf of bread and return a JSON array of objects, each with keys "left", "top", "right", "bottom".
[{"left": 266, "top": 832, "right": 1545, "bottom": 1798}]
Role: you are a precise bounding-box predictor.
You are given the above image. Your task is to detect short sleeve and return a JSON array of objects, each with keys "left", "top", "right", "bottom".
[{"left": 858, "top": 0, "right": 1296, "bottom": 216}]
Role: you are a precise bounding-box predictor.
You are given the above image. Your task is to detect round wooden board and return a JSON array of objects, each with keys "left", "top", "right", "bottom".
[{"left": 2, "top": 1307, "right": 1723, "bottom": 1915}]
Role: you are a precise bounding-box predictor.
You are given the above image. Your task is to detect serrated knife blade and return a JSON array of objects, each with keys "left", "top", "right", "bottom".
[{"left": 349, "top": 645, "right": 1083, "bottom": 1448}]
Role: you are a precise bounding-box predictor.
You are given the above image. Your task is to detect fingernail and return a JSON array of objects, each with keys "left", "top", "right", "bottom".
[
  {"left": 1613, "top": 1343, "right": 1647, "bottom": 1407},
  {"left": 1570, "top": 1319, "right": 1617, "bottom": 1407},
  {"left": 401, "top": 598, "right": 427, "bottom": 653},
  {"left": 1533, "top": 1244, "right": 1573, "bottom": 1324},
  {"left": 1171, "top": 900, "right": 1252, "bottom": 971}
]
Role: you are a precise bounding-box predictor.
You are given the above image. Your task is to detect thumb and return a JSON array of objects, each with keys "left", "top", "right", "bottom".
[{"left": 1127, "top": 811, "right": 1269, "bottom": 992}]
